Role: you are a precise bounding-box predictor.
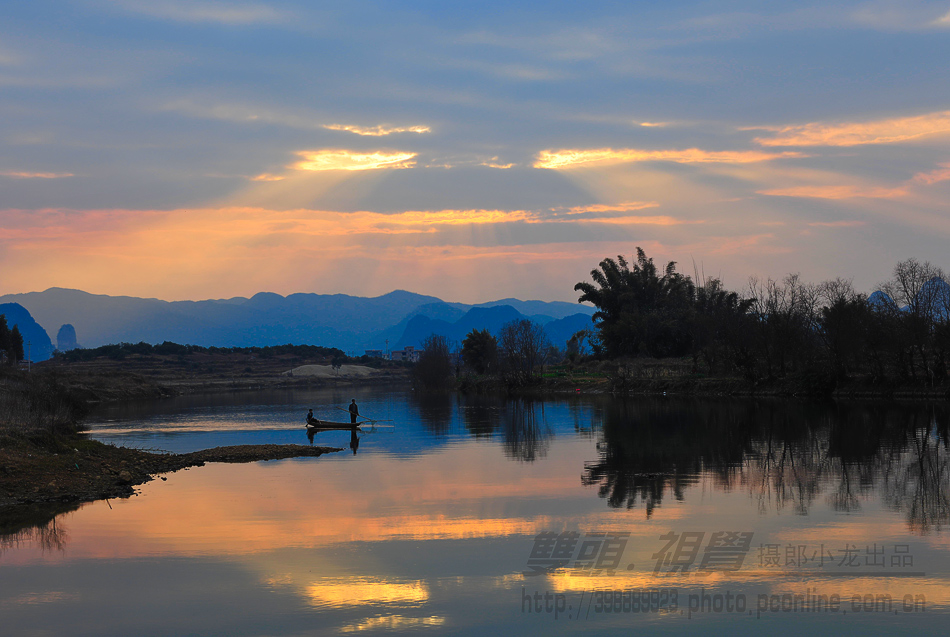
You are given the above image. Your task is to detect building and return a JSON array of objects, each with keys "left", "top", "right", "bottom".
[
  {"left": 363, "top": 349, "right": 384, "bottom": 358},
  {"left": 390, "top": 346, "right": 422, "bottom": 363}
]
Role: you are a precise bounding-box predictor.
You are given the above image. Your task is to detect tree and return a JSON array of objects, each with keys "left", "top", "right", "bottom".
[
  {"left": 686, "top": 277, "right": 753, "bottom": 374},
  {"left": 0, "top": 315, "right": 9, "bottom": 364},
  {"left": 816, "top": 279, "right": 870, "bottom": 379},
  {"left": 881, "top": 258, "right": 947, "bottom": 380},
  {"left": 10, "top": 325, "right": 24, "bottom": 363},
  {"left": 499, "top": 319, "right": 546, "bottom": 386},
  {"left": 565, "top": 329, "right": 592, "bottom": 363},
  {"left": 461, "top": 328, "right": 498, "bottom": 375},
  {"left": 574, "top": 247, "right": 695, "bottom": 358},
  {"left": 412, "top": 334, "right": 455, "bottom": 390}
]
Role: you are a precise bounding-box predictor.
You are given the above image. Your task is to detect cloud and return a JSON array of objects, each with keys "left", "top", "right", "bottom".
[
  {"left": 0, "top": 171, "right": 74, "bottom": 179},
  {"left": 808, "top": 220, "right": 866, "bottom": 227},
  {"left": 534, "top": 148, "right": 803, "bottom": 169},
  {"left": 572, "top": 215, "right": 698, "bottom": 226},
  {"left": 757, "top": 185, "right": 907, "bottom": 199},
  {"left": 911, "top": 163, "right": 950, "bottom": 185},
  {"left": 161, "top": 100, "right": 324, "bottom": 130},
  {"left": 110, "top": 1, "right": 285, "bottom": 25},
  {"left": 479, "top": 158, "right": 515, "bottom": 169},
  {"left": 249, "top": 173, "right": 284, "bottom": 182},
  {"left": 323, "top": 124, "right": 431, "bottom": 137},
  {"left": 564, "top": 202, "right": 659, "bottom": 214},
  {"left": 754, "top": 110, "right": 950, "bottom": 147},
  {"left": 291, "top": 150, "right": 418, "bottom": 172}
]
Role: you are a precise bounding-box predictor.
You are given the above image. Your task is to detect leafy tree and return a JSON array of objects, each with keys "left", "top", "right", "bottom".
[
  {"left": 10, "top": 325, "right": 24, "bottom": 363},
  {"left": 0, "top": 315, "right": 9, "bottom": 363},
  {"left": 574, "top": 247, "right": 695, "bottom": 358},
  {"left": 413, "top": 334, "right": 455, "bottom": 390},
  {"left": 461, "top": 328, "right": 498, "bottom": 375}
]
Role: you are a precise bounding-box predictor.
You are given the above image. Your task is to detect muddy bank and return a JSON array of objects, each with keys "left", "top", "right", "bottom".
[{"left": 0, "top": 435, "right": 342, "bottom": 508}]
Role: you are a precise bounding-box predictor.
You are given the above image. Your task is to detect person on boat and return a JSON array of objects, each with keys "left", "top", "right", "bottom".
[
  {"left": 349, "top": 399, "right": 360, "bottom": 424},
  {"left": 307, "top": 409, "right": 317, "bottom": 426}
]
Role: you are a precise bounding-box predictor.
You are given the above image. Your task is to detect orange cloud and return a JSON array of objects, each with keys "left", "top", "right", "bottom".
[
  {"left": 754, "top": 110, "right": 950, "bottom": 147},
  {"left": 479, "top": 157, "right": 515, "bottom": 169},
  {"left": 535, "top": 148, "right": 802, "bottom": 169},
  {"left": 291, "top": 150, "right": 417, "bottom": 171},
  {"left": 322, "top": 124, "right": 431, "bottom": 136},
  {"left": 564, "top": 201, "right": 659, "bottom": 214},
  {"left": 911, "top": 163, "right": 950, "bottom": 185},
  {"left": 249, "top": 173, "right": 285, "bottom": 182},
  {"left": 0, "top": 170, "right": 73, "bottom": 179},
  {"left": 757, "top": 185, "right": 907, "bottom": 199},
  {"left": 578, "top": 215, "right": 699, "bottom": 226}
]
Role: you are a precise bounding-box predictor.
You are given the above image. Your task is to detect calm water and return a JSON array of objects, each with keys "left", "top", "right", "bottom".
[{"left": 2, "top": 388, "right": 949, "bottom": 635}]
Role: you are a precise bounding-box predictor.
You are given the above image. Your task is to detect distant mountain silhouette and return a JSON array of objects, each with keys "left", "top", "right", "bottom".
[
  {"left": 0, "top": 288, "right": 595, "bottom": 354},
  {"left": 867, "top": 290, "right": 894, "bottom": 309},
  {"left": 0, "top": 303, "right": 54, "bottom": 361},
  {"left": 57, "top": 323, "right": 79, "bottom": 351},
  {"left": 394, "top": 304, "right": 593, "bottom": 350},
  {"left": 867, "top": 279, "right": 950, "bottom": 318}
]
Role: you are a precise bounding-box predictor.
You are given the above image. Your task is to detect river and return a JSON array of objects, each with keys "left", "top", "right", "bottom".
[{"left": 2, "top": 387, "right": 949, "bottom": 635}]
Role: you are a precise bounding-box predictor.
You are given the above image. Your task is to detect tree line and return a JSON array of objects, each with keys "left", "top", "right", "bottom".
[
  {"left": 413, "top": 319, "right": 555, "bottom": 389},
  {"left": 56, "top": 341, "right": 347, "bottom": 362},
  {"left": 575, "top": 247, "right": 950, "bottom": 384}
]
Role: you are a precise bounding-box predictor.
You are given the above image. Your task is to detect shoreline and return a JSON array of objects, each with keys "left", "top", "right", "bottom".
[
  {"left": 0, "top": 435, "right": 343, "bottom": 509},
  {"left": 463, "top": 373, "right": 950, "bottom": 401}
]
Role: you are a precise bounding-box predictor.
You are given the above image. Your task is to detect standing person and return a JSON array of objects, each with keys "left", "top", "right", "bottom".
[
  {"left": 307, "top": 409, "right": 315, "bottom": 426},
  {"left": 348, "top": 399, "right": 359, "bottom": 424}
]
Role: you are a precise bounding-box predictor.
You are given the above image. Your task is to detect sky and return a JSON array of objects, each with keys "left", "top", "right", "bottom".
[{"left": 2, "top": 0, "right": 950, "bottom": 303}]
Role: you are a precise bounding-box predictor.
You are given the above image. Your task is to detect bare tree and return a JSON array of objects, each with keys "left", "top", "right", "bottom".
[{"left": 499, "top": 319, "right": 547, "bottom": 386}]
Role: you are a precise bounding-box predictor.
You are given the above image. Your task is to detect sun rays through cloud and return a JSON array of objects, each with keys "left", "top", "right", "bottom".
[
  {"left": 4, "top": 1, "right": 950, "bottom": 299},
  {"left": 291, "top": 151, "right": 418, "bottom": 172}
]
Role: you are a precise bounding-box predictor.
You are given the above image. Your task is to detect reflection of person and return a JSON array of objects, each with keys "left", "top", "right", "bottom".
[
  {"left": 349, "top": 428, "right": 360, "bottom": 455},
  {"left": 348, "top": 399, "right": 359, "bottom": 424}
]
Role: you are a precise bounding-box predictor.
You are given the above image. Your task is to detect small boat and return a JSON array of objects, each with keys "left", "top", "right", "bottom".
[{"left": 306, "top": 417, "right": 359, "bottom": 430}]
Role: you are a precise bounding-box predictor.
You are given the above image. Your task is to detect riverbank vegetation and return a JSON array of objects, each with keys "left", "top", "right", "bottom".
[
  {"left": 574, "top": 249, "right": 950, "bottom": 389},
  {"left": 415, "top": 248, "right": 950, "bottom": 397}
]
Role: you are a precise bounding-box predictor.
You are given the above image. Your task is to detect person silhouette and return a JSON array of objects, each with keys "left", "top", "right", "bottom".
[
  {"left": 348, "top": 399, "right": 359, "bottom": 424},
  {"left": 307, "top": 409, "right": 316, "bottom": 426}
]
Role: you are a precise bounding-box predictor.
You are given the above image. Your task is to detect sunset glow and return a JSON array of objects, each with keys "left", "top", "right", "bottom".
[{"left": 0, "top": 0, "right": 948, "bottom": 302}]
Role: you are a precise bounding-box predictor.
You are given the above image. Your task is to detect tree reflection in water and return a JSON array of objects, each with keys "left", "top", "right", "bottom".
[
  {"left": 456, "top": 395, "right": 554, "bottom": 461},
  {"left": 0, "top": 501, "right": 76, "bottom": 555},
  {"left": 583, "top": 399, "right": 950, "bottom": 533}
]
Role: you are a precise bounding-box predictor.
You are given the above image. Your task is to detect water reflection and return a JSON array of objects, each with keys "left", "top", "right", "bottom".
[
  {"left": 0, "top": 502, "right": 76, "bottom": 556},
  {"left": 4, "top": 394, "right": 950, "bottom": 635},
  {"left": 410, "top": 392, "right": 454, "bottom": 435},
  {"left": 501, "top": 400, "right": 552, "bottom": 462},
  {"left": 583, "top": 399, "right": 950, "bottom": 531}
]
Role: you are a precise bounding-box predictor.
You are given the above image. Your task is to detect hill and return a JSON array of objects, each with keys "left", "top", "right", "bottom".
[{"left": 0, "top": 288, "right": 595, "bottom": 354}]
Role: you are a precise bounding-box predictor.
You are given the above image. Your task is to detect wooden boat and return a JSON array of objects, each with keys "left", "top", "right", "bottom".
[{"left": 306, "top": 417, "right": 359, "bottom": 430}]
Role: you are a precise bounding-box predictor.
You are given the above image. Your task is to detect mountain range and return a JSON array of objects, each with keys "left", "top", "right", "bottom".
[{"left": 0, "top": 288, "right": 596, "bottom": 360}]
